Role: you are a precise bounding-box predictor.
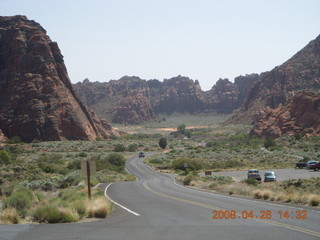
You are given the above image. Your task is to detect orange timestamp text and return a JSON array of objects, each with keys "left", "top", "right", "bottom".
[{"left": 212, "top": 210, "right": 308, "bottom": 220}]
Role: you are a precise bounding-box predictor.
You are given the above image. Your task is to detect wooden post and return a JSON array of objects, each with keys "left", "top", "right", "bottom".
[{"left": 86, "top": 160, "right": 91, "bottom": 200}]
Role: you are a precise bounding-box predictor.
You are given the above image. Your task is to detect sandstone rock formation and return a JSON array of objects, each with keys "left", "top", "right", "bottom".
[
  {"left": 204, "top": 78, "right": 238, "bottom": 113},
  {"left": 250, "top": 91, "right": 320, "bottom": 138},
  {"left": 75, "top": 75, "right": 258, "bottom": 124},
  {"left": 0, "top": 16, "right": 117, "bottom": 142},
  {"left": 232, "top": 34, "right": 320, "bottom": 123}
]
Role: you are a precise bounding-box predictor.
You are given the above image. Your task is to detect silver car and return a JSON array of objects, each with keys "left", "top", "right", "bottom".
[{"left": 264, "top": 171, "right": 276, "bottom": 182}]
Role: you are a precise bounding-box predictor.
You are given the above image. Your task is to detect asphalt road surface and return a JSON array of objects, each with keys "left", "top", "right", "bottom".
[{"left": 1, "top": 153, "right": 320, "bottom": 240}]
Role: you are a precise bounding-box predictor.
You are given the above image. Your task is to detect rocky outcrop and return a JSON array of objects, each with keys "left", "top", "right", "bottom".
[
  {"left": 0, "top": 16, "right": 118, "bottom": 142},
  {"left": 112, "top": 91, "right": 155, "bottom": 124},
  {"left": 234, "top": 74, "right": 260, "bottom": 107},
  {"left": 148, "top": 76, "right": 205, "bottom": 114},
  {"left": 250, "top": 91, "right": 320, "bottom": 138},
  {"left": 204, "top": 78, "right": 238, "bottom": 113},
  {"left": 232, "top": 34, "right": 320, "bottom": 123}
]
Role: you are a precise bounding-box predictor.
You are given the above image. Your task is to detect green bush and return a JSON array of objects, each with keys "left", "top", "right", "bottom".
[
  {"left": 242, "top": 178, "right": 259, "bottom": 186},
  {"left": 106, "top": 153, "right": 125, "bottom": 171},
  {"left": 3, "top": 187, "right": 33, "bottom": 217},
  {"left": 264, "top": 138, "right": 276, "bottom": 149},
  {"left": 67, "top": 160, "right": 81, "bottom": 170},
  {"left": 128, "top": 144, "right": 138, "bottom": 152},
  {"left": 33, "top": 204, "right": 77, "bottom": 223},
  {"left": 113, "top": 144, "right": 126, "bottom": 152},
  {"left": 172, "top": 158, "right": 204, "bottom": 171},
  {"left": 0, "top": 150, "right": 11, "bottom": 164},
  {"left": 149, "top": 158, "right": 163, "bottom": 164},
  {"left": 78, "top": 152, "right": 88, "bottom": 157},
  {"left": 294, "top": 133, "right": 303, "bottom": 140}
]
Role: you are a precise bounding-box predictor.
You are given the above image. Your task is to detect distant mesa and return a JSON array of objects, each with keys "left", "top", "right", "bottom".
[{"left": 0, "top": 15, "right": 118, "bottom": 142}]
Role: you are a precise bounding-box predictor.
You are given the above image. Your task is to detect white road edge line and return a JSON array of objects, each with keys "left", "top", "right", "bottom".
[
  {"left": 172, "top": 177, "right": 306, "bottom": 211},
  {"left": 104, "top": 183, "right": 140, "bottom": 216}
]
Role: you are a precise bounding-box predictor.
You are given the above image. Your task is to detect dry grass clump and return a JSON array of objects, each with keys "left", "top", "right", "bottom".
[
  {"left": 253, "top": 190, "right": 273, "bottom": 200},
  {"left": 87, "top": 197, "right": 112, "bottom": 218},
  {"left": 0, "top": 208, "right": 20, "bottom": 224},
  {"left": 309, "top": 194, "right": 320, "bottom": 206}
]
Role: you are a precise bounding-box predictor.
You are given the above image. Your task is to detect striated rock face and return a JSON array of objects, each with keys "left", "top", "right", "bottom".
[
  {"left": 204, "top": 78, "right": 238, "bottom": 113},
  {"left": 75, "top": 75, "right": 259, "bottom": 124},
  {"left": 234, "top": 74, "right": 260, "bottom": 107},
  {"left": 148, "top": 76, "right": 205, "bottom": 114},
  {"left": 0, "top": 16, "right": 117, "bottom": 142},
  {"left": 250, "top": 91, "right": 320, "bottom": 138},
  {"left": 112, "top": 91, "right": 155, "bottom": 124},
  {"left": 232, "top": 34, "right": 320, "bottom": 123}
]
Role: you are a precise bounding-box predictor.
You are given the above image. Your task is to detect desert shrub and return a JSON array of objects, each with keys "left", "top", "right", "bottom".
[
  {"left": 71, "top": 200, "right": 88, "bottom": 218},
  {"left": 309, "top": 195, "right": 320, "bottom": 206},
  {"left": 172, "top": 158, "right": 204, "bottom": 171},
  {"left": 0, "top": 150, "right": 11, "bottom": 164},
  {"left": 7, "top": 136, "right": 22, "bottom": 144},
  {"left": 58, "top": 172, "right": 81, "bottom": 189},
  {"left": 0, "top": 208, "right": 20, "bottom": 224},
  {"left": 107, "top": 153, "right": 125, "bottom": 167},
  {"left": 87, "top": 198, "right": 112, "bottom": 218},
  {"left": 149, "top": 158, "right": 163, "bottom": 164},
  {"left": 37, "top": 162, "right": 56, "bottom": 173},
  {"left": 21, "top": 179, "right": 57, "bottom": 191},
  {"left": 242, "top": 178, "right": 259, "bottom": 186},
  {"left": 177, "top": 124, "right": 186, "bottom": 133},
  {"left": 78, "top": 152, "right": 88, "bottom": 157},
  {"left": 113, "top": 144, "right": 126, "bottom": 152},
  {"left": 207, "top": 175, "right": 234, "bottom": 185},
  {"left": 67, "top": 160, "right": 81, "bottom": 170},
  {"left": 58, "top": 188, "right": 86, "bottom": 203},
  {"left": 128, "top": 144, "right": 138, "bottom": 152},
  {"left": 159, "top": 137, "right": 167, "bottom": 149},
  {"left": 183, "top": 175, "right": 194, "bottom": 185},
  {"left": 33, "top": 204, "right": 78, "bottom": 223},
  {"left": 1, "top": 184, "right": 15, "bottom": 197},
  {"left": 295, "top": 133, "right": 303, "bottom": 140},
  {"left": 3, "top": 186, "right": 33, "bottom": 217},
  {"left": 264, "top": 138, "right": 276, "bottom": 149}
]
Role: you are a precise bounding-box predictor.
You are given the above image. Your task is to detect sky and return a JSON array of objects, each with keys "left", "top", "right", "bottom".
[{"left": 2, "top": 0, "right": 320, "bottom": 90}]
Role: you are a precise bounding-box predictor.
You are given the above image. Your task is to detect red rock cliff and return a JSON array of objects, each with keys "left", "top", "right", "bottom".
[{"left": 0, "top": 16, "right": 117, "bottom": 142}]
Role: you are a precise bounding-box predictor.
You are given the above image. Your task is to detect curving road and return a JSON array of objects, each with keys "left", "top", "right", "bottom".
[{"left": 1, "top": 153, "right": 320, "bottom": 240}]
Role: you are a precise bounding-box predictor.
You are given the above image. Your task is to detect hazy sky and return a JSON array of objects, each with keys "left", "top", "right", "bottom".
[{"left": 2, "top": 0, "right": 320, "bottom": 90}]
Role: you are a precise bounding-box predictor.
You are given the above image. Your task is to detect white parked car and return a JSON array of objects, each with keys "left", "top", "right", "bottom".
[{"left": 264, "top": 171, "right": 276, "bottom": 182}]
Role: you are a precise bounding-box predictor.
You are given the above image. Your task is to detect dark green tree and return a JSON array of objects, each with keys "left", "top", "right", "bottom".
[{"left": 159, "top": 137, "right": 167, "bottom": 149}]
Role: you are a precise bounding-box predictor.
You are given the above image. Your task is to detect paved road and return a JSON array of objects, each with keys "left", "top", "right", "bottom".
[
  {"left": 202, "top": 168, "right": 320, "bottom": 182},
  {"left": 1, "top": 153, "right": 320, "bottom": 240}
]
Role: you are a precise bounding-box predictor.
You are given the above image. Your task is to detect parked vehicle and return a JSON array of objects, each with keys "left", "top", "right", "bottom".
[
  {"left": 306, "top": 161, "right": 319, "bottom": 169},
  {"left": 264, "top": 171, "right": 276, "bottom": 182},
  {"left": 295, "top": 161, "right": 307, "bottom": 169},
  {"left": 310, "top": 162, "right": 320, "bottom": 171},
  {"left": 138, "top": 152, "right": 145, "bottom": 158},
  {"left": 247, "top": 169, "right": 261, "bottom": 182}
]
